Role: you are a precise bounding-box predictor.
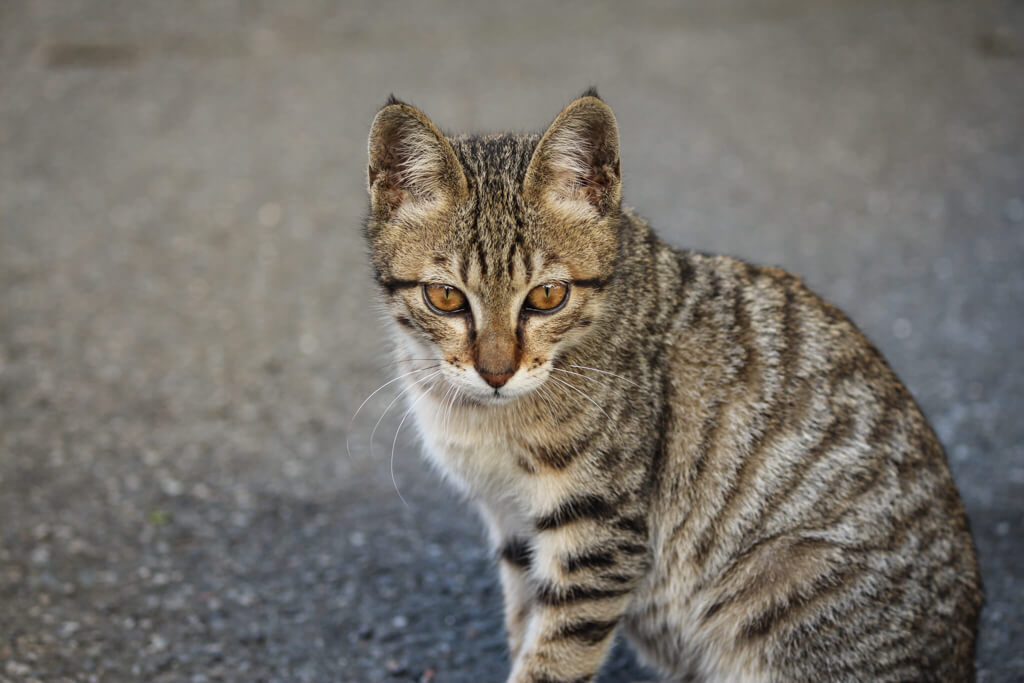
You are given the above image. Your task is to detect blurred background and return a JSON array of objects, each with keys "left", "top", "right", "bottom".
[{"left": 1, "top": 1, "right": 1022, "bottom": 681}]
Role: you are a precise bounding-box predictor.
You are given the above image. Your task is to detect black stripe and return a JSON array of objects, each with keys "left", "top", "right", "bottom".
[
  {"left": 573, "top": 276, "right": 611, "bottom": 290},
  {"left": 703, "top": 600, "right": 726, "bottom": 621},
  {"left": 778, "top": 281, "right": 800, "bottom": 380},
  {"left": 551, "top": 618, "right": 618, "bottom": 645},
  {"left": 508, "top": 231, "right": 524, "bottom": 278},
  {"left": 603, "top": 573, "right": 634, "bottom": 585},
  {"left": 524, "top": 425, "right": 600, "bottom": 470},
  {"left": 640, "top": 245, "right": 685, "bottom": 497},
  {"left": 565, "top": 549, "right": 616, "bottom": 573},
  {"left": 547, "top": 318, "right": 577, "bottom": 337},
  {"left": 535, "top": 494, "right": 616, "bottom": 531},
  {"left": 696, "top": 268, "right": 722, "bottom": 327},
  {"left": 614, "top": 516, "right": 648, "bottom": 537},
  {"left": 500, "top": 537, "right": 532, "bottom": 569},
  {"left": 758, "top": 407, "right": 855, "bottom": 523},
  {"left": 533, "top": 676, "right": 593, "bottom": 683},
  {"left": 739, "top": 563, "right": 860, "bottom": 641},
  {"left": 740, "top": 599, "right": 791, "bottom": 641},
  {"left": 536, "top": 582, "right": 630, "bottom": 606},
  {"left": 676, "top": 251, "right": 697, "bottom": 293},
  {"left": 521, "top": 241, "right": 533, "bottom": 281},
  {"left": 615, "top": 541, "right": 648, "bottom": 556},
  {"left": 700, "top": 537, "right": 835, "bottom": 625},
  {"left": 377, "top": 277, "right": 419, "bottom": 293},
  {"left": 475, "top": 239, "right": 489, "bottom": 277},
  {"left": 690, "top": 284, "right": 776, "bottom": 566},
  {"left": 527, "top": 442, "right": 575, "bottom": 470},
  {"left": 676, "top": 400, "right": 725, "bottom": 529},
  {"left": 640, "top": 371, "right": 670, "bottom": 503},
  {"left": 459, "top": 247, "right": 470, "bottom": 284}
]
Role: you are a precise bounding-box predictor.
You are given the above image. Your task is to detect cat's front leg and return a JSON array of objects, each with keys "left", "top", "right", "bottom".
[
  {"left": 479, "top": 505, "right": 536, "bottom": 660},
  {"left": 508, "top": 502, "right": 650, "bottom": 683},
  {"left": 498, "top": 537, "right": 534, "bottom": 659}
]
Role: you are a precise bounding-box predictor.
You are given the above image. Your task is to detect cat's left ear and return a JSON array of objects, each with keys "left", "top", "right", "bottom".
[{"left": 524, "top": 92, "right": 621, "bottom": 220}]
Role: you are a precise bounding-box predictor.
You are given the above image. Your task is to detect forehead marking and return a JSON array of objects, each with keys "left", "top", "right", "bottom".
[
  {"left": 448, "top": 135, "right": 541, "bottom": 287},
  {"left": 475, "top": 240, "right": 489, "bottom": 278},
  {"left": 506, "top": 233, "right": 521, "bottom": 279}
]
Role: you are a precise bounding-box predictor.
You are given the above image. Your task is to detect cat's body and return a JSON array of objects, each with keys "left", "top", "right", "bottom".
[{"left": 364, "top": 92, "right": 982, "bottom": 682}]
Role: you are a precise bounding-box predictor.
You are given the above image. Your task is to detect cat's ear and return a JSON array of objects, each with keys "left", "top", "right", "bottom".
[
  {"left": 524, "top": 93, "right": 621, "bottom": 220},
  {"left": 367, "top": 98, "right": 468, "bottom": 220}
]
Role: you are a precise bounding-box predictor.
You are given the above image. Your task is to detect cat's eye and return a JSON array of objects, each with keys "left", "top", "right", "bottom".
[
  {"left": 423, "top": 283, "right": 467, "bottom": 313},
  {"left": 524, "top": 282, "right": 569, "bottom": 313}
]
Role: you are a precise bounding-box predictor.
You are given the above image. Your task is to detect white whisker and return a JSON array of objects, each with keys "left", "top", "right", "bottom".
[
  {"left": 550, "top": 366, "right": 611, "bottom": 388},
  {"left": 437, "top": 383, "right": 455, "bottom": 423},
  {"left": 444, "top": 384, "right": 461, "bottom": 440},
  {"left": 390, "top": 376, "right": 439, "bottom": 508},
  {"left": 346, "top": 364, "right": 442, "bottom": 459},
  {"left": 381, "top": 356, "right": 445, "bottom": 369},
  {"left": 549, "top": 375, "right": 611, "bottom": 421},
  {"left": 566, "top": 363, "right": 640, "bottom": 387},
  {"left": 535, "top": 383, "right": 560, "bottom": 416},
  {"left": 437, "top": 382, "right": 457, "bottom": 439},
  {"left": 369, "top": 369, "right": 442, "bottom": 461}
]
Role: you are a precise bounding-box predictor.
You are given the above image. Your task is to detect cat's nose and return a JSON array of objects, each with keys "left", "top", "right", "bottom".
[{"left": 477, "top": 366, "right": 515, "bottom": 388}]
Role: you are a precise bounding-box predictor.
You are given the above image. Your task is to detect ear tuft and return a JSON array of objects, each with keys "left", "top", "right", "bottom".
[
  {"left": 524, "top": 95, "right": 621, "bottom": 219},
  {"left": 366, "top": 102, "right": 467, "bottom": 219},
  {"left": 579, "top": 86, "right": 601, "bottom": 100}
]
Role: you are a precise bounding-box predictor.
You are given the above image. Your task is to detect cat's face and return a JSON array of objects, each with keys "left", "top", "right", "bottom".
[{"left": 366, "top": 95, "right": 622, "bottom": 405}]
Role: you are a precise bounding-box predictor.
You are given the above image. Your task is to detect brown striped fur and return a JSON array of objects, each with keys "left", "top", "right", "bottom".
[{"left": 364, "top": 91, "right": 982, "bottom": 682}]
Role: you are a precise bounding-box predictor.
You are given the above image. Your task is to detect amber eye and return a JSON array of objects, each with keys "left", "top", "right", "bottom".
[
  {"left": 524, "top": 282, "right": 569, "bottom": 312},
  {"left": 423, "top": 284, "right": 467, "bottom": 313}
]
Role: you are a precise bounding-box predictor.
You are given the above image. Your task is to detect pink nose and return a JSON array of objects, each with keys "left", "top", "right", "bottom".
[{"left": 477, "top": 366, "right": 514, "bottom": 388}]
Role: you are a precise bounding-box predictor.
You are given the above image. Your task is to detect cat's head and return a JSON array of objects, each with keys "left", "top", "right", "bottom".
[{"left": 365, "top": 92, "right": 622, "bottom": 405}]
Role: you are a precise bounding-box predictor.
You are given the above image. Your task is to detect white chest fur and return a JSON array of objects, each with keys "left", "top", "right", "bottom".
[{"left": 408, "top": 389, "right": 535, "bottom": 535}]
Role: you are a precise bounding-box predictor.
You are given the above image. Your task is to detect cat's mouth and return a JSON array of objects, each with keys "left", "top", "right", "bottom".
[
  {"left": 453, "top": 371, "right": 539, "bottom": 407},
  {"left": 432, "top": 361, "right": 552, "bottom": 407},
  {"left": 464, "top": 384, "right": 524, "bottom": 407}
]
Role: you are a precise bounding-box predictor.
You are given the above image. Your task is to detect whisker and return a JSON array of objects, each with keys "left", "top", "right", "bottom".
[
  {"left": 437, "top": 382, "right": 457, "bottom": 439},
  {"left": 550, "top": 366, "right": 612, "bottom": 388},
  {"left": 379, "top": 356, "right": 446, "bottom": 369},
  {"left": 390, "top": 377, "right": 439, "bottom": 507},
  {"left": 444, "top": 384, "right": 461, "bottom": 440},
  {"left": 566, "top": 363, "right": 640, "bottom": 388},
  {"left": 535, "top": 383, "right": 560, "bottom": 417},
  {"left": 548, "top": 375, "right": 611, "bottom": 421},
  {"left": 346, "top": 364, "right": 442, "bottom": 459},
  {"left": 437, "top": 383, "right": 456, "bottom": 423},
  {"left": 369, "top": 369, "right": 442, "bottom": 461}
]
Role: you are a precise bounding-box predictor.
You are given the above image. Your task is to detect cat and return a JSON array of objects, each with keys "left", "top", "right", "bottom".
[{"left": 362, "top": 90, "right": 982, "bottom": 682}]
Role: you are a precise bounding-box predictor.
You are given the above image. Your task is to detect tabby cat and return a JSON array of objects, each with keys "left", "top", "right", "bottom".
[{"left": 363, "top": 91, "right": 982, "bottom": 682}]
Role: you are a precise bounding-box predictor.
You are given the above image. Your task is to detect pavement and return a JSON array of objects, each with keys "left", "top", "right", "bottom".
[{"left": 1, "top": 1, "right": 1022, "bottom": 681}]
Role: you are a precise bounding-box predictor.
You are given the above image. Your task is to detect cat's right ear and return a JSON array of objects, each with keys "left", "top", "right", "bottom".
[{"left": 366, "top": 100, "right": 468, "bottom": 221}]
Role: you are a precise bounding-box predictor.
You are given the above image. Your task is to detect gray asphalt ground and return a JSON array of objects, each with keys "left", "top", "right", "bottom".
[{"left": 1, "top": 1, "right": 1023, "bottom": 681}]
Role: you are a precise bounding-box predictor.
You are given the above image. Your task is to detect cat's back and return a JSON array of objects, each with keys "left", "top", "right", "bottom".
[{"left": 624, "top": 245, "right": 983, "bottom": 681}]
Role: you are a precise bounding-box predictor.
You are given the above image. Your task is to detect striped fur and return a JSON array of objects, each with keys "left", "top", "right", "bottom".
[{"left": 364, "top": 92, "right": 982, "bottom": 682}]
